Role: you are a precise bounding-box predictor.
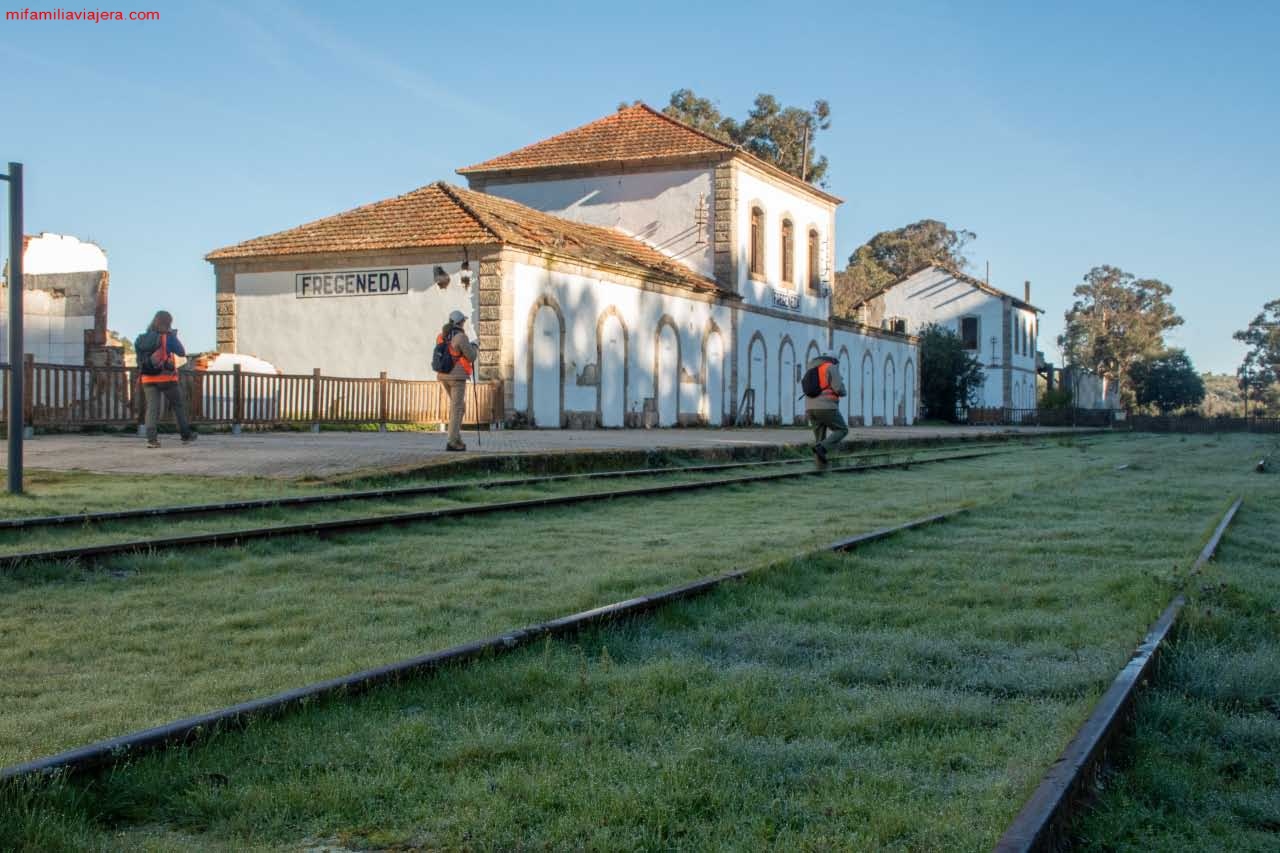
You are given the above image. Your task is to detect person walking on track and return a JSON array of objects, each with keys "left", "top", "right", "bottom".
[
  {"left": 801, "top": 354, "right": 848, "bottom": 466},
  {"left": 135, "top": 310, "right": 197, "bottom": 449},
  {"left": 433, "top": 309, "right": 478, "bottom": 452}
]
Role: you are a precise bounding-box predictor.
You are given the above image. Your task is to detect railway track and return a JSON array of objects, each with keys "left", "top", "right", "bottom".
[
  {"left": 0, "top": 447, "right": 1012, "bottom": 571},
  {"left": 993, "top": 496, "right": 1244, "bottom": 853},
  {"left": 0, "top": 440, "right": 1038, "bottom": 533},
  {"left": 0, "top": 508, "right": 966, "bottom": 783}
]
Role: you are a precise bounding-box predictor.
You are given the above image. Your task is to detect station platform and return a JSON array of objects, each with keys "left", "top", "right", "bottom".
[{"left": 9, "top": 425, "right": 1099, "bottom": 480}]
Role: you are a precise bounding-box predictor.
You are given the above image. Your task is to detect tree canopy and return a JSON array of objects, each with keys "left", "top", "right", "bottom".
[
  {"left": 833, "top": 220, "right": 975, "bottom": 319},
  {"left": 1058, "top": 265, "right": 1183, "bottom": 408},
  {"left": 1233, "top": 298, "right": 1280, "bottom": 414},
  {"left": 1129, "top": 349, "right": 1205, "bottom": 414},
  {"left": 917, "top": 323, "right": 985, "bottom": 422},
  {"left": 657, "top": 89, "right": 832, "bottom": 185}
]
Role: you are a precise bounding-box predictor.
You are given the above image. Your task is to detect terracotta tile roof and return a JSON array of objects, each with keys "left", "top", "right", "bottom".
[
  {"left": 846, "top": 262, "right": 1043, "bottom": 314},
  {"left": 457, "top": 104, "right": 732, "bottom": 175},
  {"left": 458, "top": 103, "right": 843, "bottom": 204},
  {"left": 204, "top": 184, "right": 497, "bottom": 260},
  {"left": 206, "top": 182, "right": 734, "bottom": 299}
]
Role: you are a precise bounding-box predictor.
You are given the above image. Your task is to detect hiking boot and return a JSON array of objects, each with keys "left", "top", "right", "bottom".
[
  {"left": 146, "top": 439, "right": 161, "bottom": 449},
  {"left": 813, "top": 444, "right": 829, "bottom": 467},
  {"left": 181, "top": 432, "right": 198, "bottom": 444},
  {"left": 445, "top": 442, "right": 467, "bottom": 452}
]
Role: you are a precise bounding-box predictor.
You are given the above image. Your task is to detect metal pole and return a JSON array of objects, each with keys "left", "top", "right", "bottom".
[{"left": 4, "top": 163, "right": 22, "bottom": 494}]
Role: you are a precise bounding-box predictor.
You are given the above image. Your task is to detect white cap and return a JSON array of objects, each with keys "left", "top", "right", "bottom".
[{"left": 448, "top": 310, "right": 467, "bottom": 324}]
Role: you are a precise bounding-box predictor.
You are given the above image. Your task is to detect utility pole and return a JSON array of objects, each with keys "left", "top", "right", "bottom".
[
  {"left": 1, "top": 162, "right": 22, "bottom": 494},
  {"left": 800, "top": 124, "right": 810, "bottom": 183}
]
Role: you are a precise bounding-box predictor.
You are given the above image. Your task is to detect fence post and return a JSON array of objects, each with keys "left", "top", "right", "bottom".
[
  {"left": 231, "top": 363, "right": 243, "bottom": 434},
  {"left": 22, "top": 354, "right": 35, "bottom": 437},
  {"left": 310, "top": 368, "right": 321, "bottom": 433},
  {"left": 378, "top": 371, "right": 388, "bottom": 432}
]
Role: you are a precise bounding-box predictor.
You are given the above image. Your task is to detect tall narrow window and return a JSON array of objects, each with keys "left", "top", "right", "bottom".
[
  {"left": 781, "top": 219, "right": 794, "bottom": 284},
  {"left": 808, "top": 229, "right": 820, "bottom": 291},
  {"left": 961, "top": 317, "right": 979, "bottom": 350},
  {"left": 749, "top": 207, "right": 764, "bottom": 277}
]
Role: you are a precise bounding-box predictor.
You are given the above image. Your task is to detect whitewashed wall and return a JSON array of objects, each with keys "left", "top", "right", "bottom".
[
  {"left": 510, "top": 260, "right": 730, "bottom": 428},
  {"left": 478, "top": 168, "right": 716, "bottom": 279},
  {"left": 734, "top": 166, "right": 835, "bottom": 321},
  {"left": 873, "top": 267, "right": 1043, "bottom": 409},
  {"left": 233, "top": 261, "right": 476, "bottom": 379},
  {"left": 734, "top": 309, "right": 916, "bottom": 427}
]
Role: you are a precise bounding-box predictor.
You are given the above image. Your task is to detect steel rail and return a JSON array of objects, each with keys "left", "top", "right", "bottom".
[
  {"left": 0, "top": 442, "right": 1026, "bottom": 533},
  {"left": 0, "top": 449, "right": 1007, "bottom": 572},
  {"left": 993, "top": 496, "right": 1244, "bottom": 853},
  {"left": 0, "top": 507, "right": 964, "bottom": 784}
]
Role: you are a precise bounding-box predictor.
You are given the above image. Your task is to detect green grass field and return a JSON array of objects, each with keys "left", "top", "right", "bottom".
[
  {"left": 1, "top": 434, "right": 1274, "bottom": 851},
  {"left": 1071, "top": 446, "right": 1280, "bottom": 852},
  {"left": 0, "top": 442, "right": 1073, "bottom": 767}
]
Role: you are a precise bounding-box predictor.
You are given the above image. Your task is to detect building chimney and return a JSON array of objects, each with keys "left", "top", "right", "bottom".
[{"left": 1024, "top": 280, "right": 1031, "bottom": 304}]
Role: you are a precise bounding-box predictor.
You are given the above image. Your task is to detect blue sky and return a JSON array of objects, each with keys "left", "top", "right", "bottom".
[{"left": 3, "top": 0, "right": 1277, "bottom": 374}]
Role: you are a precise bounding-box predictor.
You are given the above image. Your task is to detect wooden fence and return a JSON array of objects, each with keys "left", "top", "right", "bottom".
[
  {"left": 961, "top": 407, "right": 1119, "bottom": 428},
  {"left": 0, "top": 357, "right": 503, "bottom": 429},
  {"left": 1125, "top": 414, "right": 1280, "bottom": 433}
]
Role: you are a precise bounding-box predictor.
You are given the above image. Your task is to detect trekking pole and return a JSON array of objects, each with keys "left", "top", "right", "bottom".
[{"left": 471, "top": 373, "right": 482, "bottom": 450}]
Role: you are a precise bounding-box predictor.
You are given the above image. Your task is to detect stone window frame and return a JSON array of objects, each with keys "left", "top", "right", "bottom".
[
  {"left": 960, "top": 314, "right": 980, "bottom": 351},
  {"left": 748, "top": 201, "right": 767, "bottom": 282},
  {"left": 779, "top": 215, "right": 795, "bottom": 289},
  {"left": 806, "top": 225, "right": 821, "bottom": 292}
]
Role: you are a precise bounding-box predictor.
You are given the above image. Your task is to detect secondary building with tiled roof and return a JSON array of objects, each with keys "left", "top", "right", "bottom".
[
  {"left": 207, "top": 104, "right": 920, "bottom": 430},
  {"left": 843, "top": 262, "right": 1043, "bottom": 411}
]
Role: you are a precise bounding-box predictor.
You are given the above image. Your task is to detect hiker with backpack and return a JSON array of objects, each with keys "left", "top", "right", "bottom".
[
  {"left": 801, "top": 354, "right": 848, "bottom": 466},
  {"left": 135, "top": 310, "right": 197, "bottom": 449},
  {"left": 433, "top": 309, "right": 478, "bottom": 452}
]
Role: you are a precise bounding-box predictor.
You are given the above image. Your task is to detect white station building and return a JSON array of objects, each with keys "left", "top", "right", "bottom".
[
  {"left": 850, "top": 263, "right": 1044, "bottom": 410},
  {"left": 206, "top": 105, "right": 918, "bottom": 428}
]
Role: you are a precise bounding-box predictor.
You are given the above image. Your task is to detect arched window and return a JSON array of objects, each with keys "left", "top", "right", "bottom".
[
  {"left": 749, "top": 207, "right": 764, "bottom": 278},
  {"left": 807, "top": 229, "right": 820, "bottom": 291},
  {"left": 780, "top": 219, "right": 794, "bottom": 284}
]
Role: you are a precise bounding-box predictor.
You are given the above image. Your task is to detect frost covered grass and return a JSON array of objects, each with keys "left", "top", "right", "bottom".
[
  {"left": 1, "top": 434, "right": 1270, "bottom": 850},
  {"left": 1072, "top": 453, "right": 1280, "bottom": 852}
]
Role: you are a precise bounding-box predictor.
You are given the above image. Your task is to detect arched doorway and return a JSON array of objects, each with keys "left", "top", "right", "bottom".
[
  {"left": 838, "top": 347, "right": 852, "bottom": 424},
  {"left": 860, "top": 353, "right": 874, "bottom": 427},
  {"left": 705, "top": 330, "right": 724, "bottom": 427},
  {"left": 883, "top": 357, "right": 897, "bottom": 425},
  {"left": 598, "top": 311, "right": 626, "bottom": 428},
  {"left": 656, "top": 320, "right": 679, "bottom": 427},
  {"left": 530, "top": 303, "right": 562, "bottom": 429},
  {"left": 778, "top": 338, "right": 797, "bottom": 425},
  {"left": 903, "top": 358, "right": 916, "bottom": 425},
  {"left": 747, "top": 333, "right": 766, "bottom": 425}
]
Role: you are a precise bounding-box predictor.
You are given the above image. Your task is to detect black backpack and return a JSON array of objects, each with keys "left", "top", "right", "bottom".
[
  {"left": 431, "top": 325, "right": 457, "bottom": 373},
  {"left": 801, "top": 357, "right": 837, "bottom": 398}
]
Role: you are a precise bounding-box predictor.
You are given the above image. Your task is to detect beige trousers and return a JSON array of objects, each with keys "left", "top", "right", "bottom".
[{"left": 441, "top": 377, "right": 467, "bottom": 446}]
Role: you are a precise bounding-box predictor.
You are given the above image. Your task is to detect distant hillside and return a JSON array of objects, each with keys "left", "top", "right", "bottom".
[{"left": 1200, "top": 372, "right": 1244, "bottom": 416}]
